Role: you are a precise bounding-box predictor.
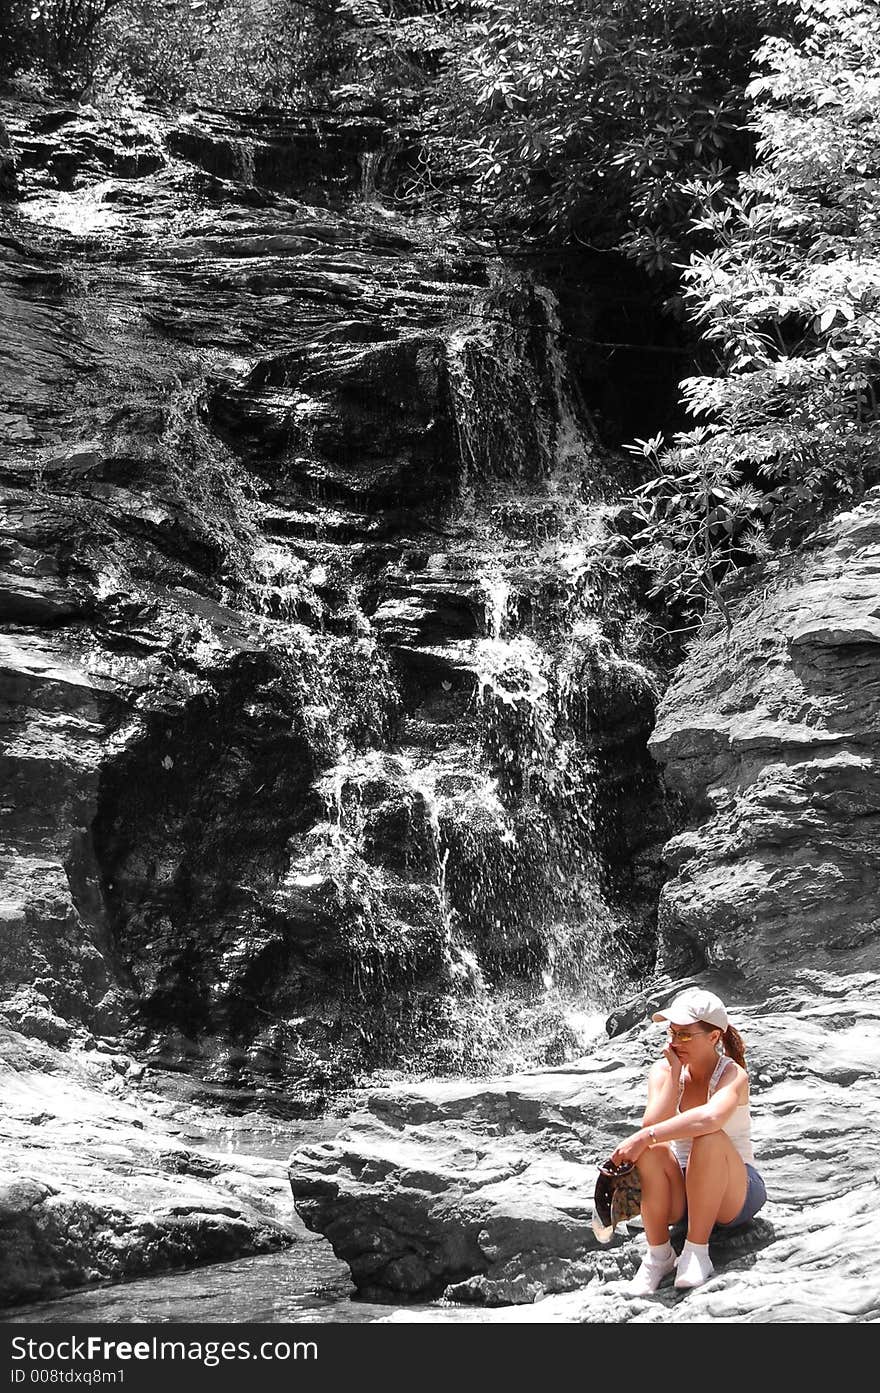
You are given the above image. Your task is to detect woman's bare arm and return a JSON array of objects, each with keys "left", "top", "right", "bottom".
[
  {"left": 610, "top": 1063, "right": 745, "bottom": 1166},
  {"left": 644, "top": 1072, "right": 742, "bottom": 1146},
  {"left": 641, "top": 1059, "right": 680, "bottom": 1127}
]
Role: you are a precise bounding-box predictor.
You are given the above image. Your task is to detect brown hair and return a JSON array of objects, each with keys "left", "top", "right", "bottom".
[{"left": 699, "top": 1020, "right": 746, "bottom": 1068}]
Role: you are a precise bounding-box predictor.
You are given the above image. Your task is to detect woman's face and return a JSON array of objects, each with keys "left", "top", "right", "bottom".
[{"left": 667, "top": 1023, "right": 720, "bottom": 1066}]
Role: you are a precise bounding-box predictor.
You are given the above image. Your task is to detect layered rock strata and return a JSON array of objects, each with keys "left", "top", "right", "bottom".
[
  {"left": 0, "top": 96, "right": 669, "bottom": 1099},
  {"left": 649, "top": 489, "right": 880, "bottom": 979}
]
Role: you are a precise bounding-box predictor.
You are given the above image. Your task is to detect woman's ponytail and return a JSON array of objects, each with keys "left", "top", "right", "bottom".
[
  {"left": 721, "top": 1024, "right": 746, "bottom": 1067},
  {"left": 699, "top": 1018, "right": 746, "bottom": 1066}
]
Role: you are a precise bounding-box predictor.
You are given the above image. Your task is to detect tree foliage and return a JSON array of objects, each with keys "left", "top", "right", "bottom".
[
  {"left": 1, "top": 0, "right": 119, "bottom": 77},
  {"left": 625, "top": 0, "right": 880, "bottom": 629},
  {"left": 0, "top": 0, "right": 350, "bottom": 99},
  {"left": 278, "top": 1, "right": 793, "bottom": 273},
  {"left": 95, "top": 1, "right": 347, "bottom": 106},
  {"left": 434, "top": 0, "right": 789, "bottom": 270}
]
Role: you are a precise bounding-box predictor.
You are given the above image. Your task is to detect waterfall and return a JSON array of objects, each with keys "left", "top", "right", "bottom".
[
  {"left": 446, "top": 270, "right": 597, "bottom": 490},
  {"left": 248, "top": 542, "right": 323, "bottom": 626},
  {"left": 263, "top": 268, "right": 659, "bottom": 1069},
  {"left": 440, "top": 274, "right": 659, "bottom": 1024},
  {"left": 358, "top": 149, "right": 380, "bottom": 208},
  {"left": 2, "top": 97, "right": 670, "bottom": 1098},
  {"left": 232, "top": 137, "right": 256, "bottom": 187},
  {"left": 197, "top": 246, "right": 659, "bottom": 1072}
]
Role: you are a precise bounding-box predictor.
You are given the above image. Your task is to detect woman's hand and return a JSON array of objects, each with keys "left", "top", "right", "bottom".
[
  {"left": 663, "top": 1044, "right": 683, "bottom": 1078},
  {"left": 609, "top": 1130, "right": 651, "bottom": 1167}
]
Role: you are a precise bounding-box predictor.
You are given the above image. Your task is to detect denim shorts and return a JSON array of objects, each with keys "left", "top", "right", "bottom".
[{"left": 675, "top": 1161, "right": 767, "bottom": 1230}]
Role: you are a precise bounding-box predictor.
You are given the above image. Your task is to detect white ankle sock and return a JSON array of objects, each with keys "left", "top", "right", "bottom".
[
  {"left": 648, "top": 1241, "right": 674, "bottom": 1261},
  {"left": 674, "top": 1239, "right": 715, "bottom": 1290},
  {"left": 630, "top": 1241, "right": 677, "bottom": 1294}
]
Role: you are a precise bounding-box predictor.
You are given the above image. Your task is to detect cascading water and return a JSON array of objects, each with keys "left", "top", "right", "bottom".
[
  {"left": 358, "top": 149, "right": 381, "bottom": 208},
  {"left": 437, "top": 272, "right": 661, "bottom": 1040},
  {"left": 90, "top": 184, "right": 663, "bottom": 1081},
  {"left": 248, "top": 542, "right": 323, "bottom": 626},
  {"left": 198, "top": 252, "right": 664, "bottom": 1077},
  {"left": 232, "top": 136, "right": 256, "bottom": 187},
  {"left": 261, "top": 266, "right": 662, "bottom": 1072}
]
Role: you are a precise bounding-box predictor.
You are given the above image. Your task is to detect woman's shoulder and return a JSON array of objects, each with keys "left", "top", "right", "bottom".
[
  {"left": 647, "top": 1058, "right": 675, "bottom": 1083},
  {"left": 717, "top": 1056, "right": 749, "bottom": 1097},
  {"left": 718, "top": 1057, "right": 747, "bottom": 1082}
]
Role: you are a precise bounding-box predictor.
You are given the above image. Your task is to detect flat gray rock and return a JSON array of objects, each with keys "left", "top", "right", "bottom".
[{"left": 0, "top": 1030, "right": 296, "bottom": 1305}]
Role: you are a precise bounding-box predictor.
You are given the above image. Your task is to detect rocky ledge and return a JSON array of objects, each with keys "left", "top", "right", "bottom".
[
  {"left": 289, "top": 969, "right": 880, "bottom": 1320},
  {"left": 0, "top": 1026, "right": 303, "bottom": 1307},
  {"left": 649, "top": 487, "right": 880, "bottom": 980}
]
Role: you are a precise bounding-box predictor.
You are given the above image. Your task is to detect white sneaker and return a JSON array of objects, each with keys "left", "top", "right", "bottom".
[
  {"left": 629, "top": 1250, "right": 677, "bottom": 1295},
  {"left": 673, "top": 1243, "right": 715, "bottom": 1290}
]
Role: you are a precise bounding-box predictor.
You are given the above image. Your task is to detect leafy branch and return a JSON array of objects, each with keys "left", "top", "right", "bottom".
[{"left": 618, "top": 0, "right": 880, "bottom": 629}]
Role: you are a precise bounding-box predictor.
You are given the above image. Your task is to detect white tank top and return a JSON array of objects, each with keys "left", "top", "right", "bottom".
[{"left": 671, "top": 1054, "right": 755, "bottom": 1166}]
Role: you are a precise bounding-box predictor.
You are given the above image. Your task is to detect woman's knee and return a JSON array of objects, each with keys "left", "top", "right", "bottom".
[
  {"left": 689, "top": 1130, "right": 727, "bottom": 1156},
  {"left": 636, "top": 1142, "right": 667, "bottom": 1170},
  {"left": 638, "top": 1145, "right": 683, "bottom": 1195},
  {"left": 637, "top": 1143, "right": 678, "bottom": 1178}
]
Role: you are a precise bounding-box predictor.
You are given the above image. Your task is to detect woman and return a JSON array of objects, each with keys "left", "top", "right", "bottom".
[{"left": 608, "top": 988, "right": 767, "bottom": 1294}]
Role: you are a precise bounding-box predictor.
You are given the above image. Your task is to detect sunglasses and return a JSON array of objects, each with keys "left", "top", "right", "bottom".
[{"left": 666, "top": 1025, "right": 712, "bottom": 1043}]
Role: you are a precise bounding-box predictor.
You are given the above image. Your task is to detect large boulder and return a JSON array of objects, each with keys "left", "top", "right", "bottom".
[
  {"left": 0, "top": 1028, "right": 297, "bottom": 1307},
  {"left": 649, "top": 489, "right": 880, "bottom": 979}
]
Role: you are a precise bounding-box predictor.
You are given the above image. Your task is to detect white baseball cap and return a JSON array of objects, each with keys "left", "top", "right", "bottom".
[{"left": 651, "top": 989, "right": 728, "bottom": 1031}]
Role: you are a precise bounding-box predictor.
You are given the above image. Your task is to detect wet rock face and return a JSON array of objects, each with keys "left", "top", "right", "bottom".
[
  {"left": 10, "top": 107, "right": 165, "bottom": 189},
  {"left": 0, "top": 119, "right": 17, "bottom": 197},
  {"left": 649, "top": 491, "right": 880, "bottom": 979},
  {"left": 91, "top": 654, "right": 320, "bottom": 1039},
  {"left": 164, "top": 108, "right": 388, "bottom": 198},
  {"left": 210, "top": 330, "right": 459, "bottom": 517},
  {"left": 0, "top": 97, "right": 670, "bottom": 1095}
]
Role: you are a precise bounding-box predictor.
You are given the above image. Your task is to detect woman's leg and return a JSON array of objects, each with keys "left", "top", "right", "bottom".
[
  {"left": 684, "top": 1131, "right": 748, "bottom": 1243},
  {"left": 636, "top": 1143, "right": 687, "bottom": 1244}
]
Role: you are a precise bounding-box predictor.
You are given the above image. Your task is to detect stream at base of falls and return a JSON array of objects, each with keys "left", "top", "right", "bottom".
[
  {"left": 0, "top": 1111, "right": 513, "bottom": 1325},
  {"left": 0, "top": 1244, "right": 420, "bottom": 1326},
  {"left": 0, "top": 1012, "right": 611, "bottom": 1325}
]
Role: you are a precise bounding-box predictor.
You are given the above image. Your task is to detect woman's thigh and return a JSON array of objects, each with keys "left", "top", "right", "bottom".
[
  {"left": 687, "top": 1131, "right": 749, "bottom": 1223},
  {"left": 641, "top": 1143, "right": 687, "bottom": 1224},
  {"left": 716, "top": 1165, "right": 767, "bottom": 1229}
]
